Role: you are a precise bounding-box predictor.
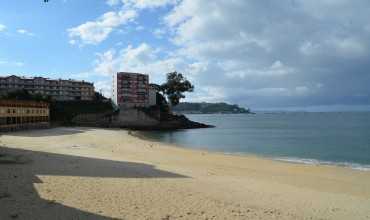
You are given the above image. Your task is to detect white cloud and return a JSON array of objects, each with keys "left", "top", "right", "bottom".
[
  {"left": 122, "top": 0, "right": 177, "bottom": 9},
  {"left": 94, "top": 80, "right": 112, "bottom": 98},
  {"left": 158, "top": 0, "right": 370, "bottom": 108},
  {"left": 17, "top": 29, "right": 35, "bottom": 36},
  {"left": 185, "top": 61, "right": 208, "bottom": 77},
  {"left": 92, "top": 43, "right": 183, "bottom": 97},
  {"left": 153, "top": 28, "right": 166, "bottom": 38},
  {"left": 114, "top": 44, "right": 177, "bottom": 79},
  {"left": 92, "top": 43, "right": 204, "bottom": 89},
  {"left": 300, "top": 41, "right": 321, "bottom": 56},
  {"left": 79, "top": 0, "right": 370, "bottom": 108},
  {"left": 69, "top": 0, "right": 177, "bottom": 46},
  {"left": 300, "top": 37, "right": 367, "bottom": 58},
  {"left": 93, "top": 49, "right": 117, "bottom": 76},
  {"left": 68, "top": 10, "right": 137, "bottom": 45},
  {"left": 0, "top": 24, "right": 6, "bottom": 32},
  {"left": 106, "top": 0, "right": 120, "bottom": 6},
  {"left": 135, "top": 25, "right": 144, "bottom": 31},
  {"left": 187, "top": 86, "right": 226, "bottom": 103},
  {"left": 0, "top": 60, "right": 24, "bottom": 67},
  {"left": 223, "top": 60, "right": 295, "bottom": 79},
  {"left": 331, "top": 37, "right": 367, "bottom": 58},
  {"left": 231, "top": 86, "right": 315, "bottom": 98}
]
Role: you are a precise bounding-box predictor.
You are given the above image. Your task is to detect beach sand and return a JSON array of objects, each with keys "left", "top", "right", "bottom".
[{"left": 0, "top": 127, "right": 369, "bottom": 220}]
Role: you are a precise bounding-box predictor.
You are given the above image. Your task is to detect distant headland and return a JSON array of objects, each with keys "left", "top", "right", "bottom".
[{"left": 173, "top": 102, "right": 252, "bottom": 114}]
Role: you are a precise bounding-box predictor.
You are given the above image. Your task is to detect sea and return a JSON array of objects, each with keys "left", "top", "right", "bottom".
[{"left": 139, "top": 112, "right": 370, "bottom": 171}]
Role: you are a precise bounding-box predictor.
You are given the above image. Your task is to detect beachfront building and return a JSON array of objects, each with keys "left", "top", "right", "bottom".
[
  {"left": 113, "top": 72, "right": 158, "bottom": 108},
  {"left": 148, "top": 84, "right": 158, "bottom": 107},
  {"left": 0, "top": 75, "right": 95, "bottom": 101},
  {"left": 0, "top": 100, "right": 50, "bottom": 132}
]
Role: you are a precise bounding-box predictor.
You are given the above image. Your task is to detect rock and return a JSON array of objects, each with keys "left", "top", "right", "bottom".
[
  {"left": 10, "top": 213, "right": 19, "bottom": 219},
  {"left": 162, "top": 215, "right": 170, "bottom": 220},
  {"left": 0, "top": 192, "right": 11, "bottom": 199}
]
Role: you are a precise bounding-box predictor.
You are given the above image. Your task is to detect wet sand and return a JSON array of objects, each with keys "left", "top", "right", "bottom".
[{"left": 1, "top": 127, "right": 370, "bottom": 220}]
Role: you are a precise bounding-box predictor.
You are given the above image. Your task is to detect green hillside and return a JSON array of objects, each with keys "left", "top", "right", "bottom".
[{"left": 173, "top": 102, "right": 250, "bottom": 114}]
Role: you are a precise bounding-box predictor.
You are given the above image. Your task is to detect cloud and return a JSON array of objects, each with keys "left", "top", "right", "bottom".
[
  {"left": 17, "top": 29, "right": 35, "bottom": 36},
  {"left": 93, "top": 43, "right": 186, "bottom": 82},
  {"left": 94, "top": 80, "right": 112, "bottom": 98},
  {"left": 0, "top": 24, "right": 6, "bottom": 32},
  {"left": 77, "top": 0, "right": 370, "bottom": 109},
  {"left": 121, "top": 0, "right": 177, "bottom": 9},
  {"left": 106, "top": 0, "right": 120, "bottom": 6},
  {"left": 69, "top": 0, "right": 177, "bottom": 46},
  {"left": 68, "top": 10, "right": 137, "bottom": 45},
  {"left": 158, "top": 0, "right": 370, "bottom": 109},
  {"left": 0, "top": 60, "right": 24, "bottom": 67},
  {"left": 93, "top": 49, "right": 117, "bottom": 76},
  {"left": 153, "top": 28, "right": 166, "bottom": 39}
]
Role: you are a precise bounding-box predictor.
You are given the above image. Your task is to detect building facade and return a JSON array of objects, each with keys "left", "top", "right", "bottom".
[
  {"left": 112, "top": 72, "right": 151, "bottom": 108},
  {"left": 148, "top": 84, "right": 158, "bottom": 107},
  {"left": 0, "top": 75, "right": 95, "bottom": 101},
  {"left": 0, "top": 100, "right": 50, "bottom": 132}
]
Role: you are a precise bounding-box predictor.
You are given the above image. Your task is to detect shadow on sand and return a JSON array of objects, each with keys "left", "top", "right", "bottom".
[
  {"left": 0, "top": 147, "right": 188, "bottom": 220},
  {"left": 3, "top": 127, "right": 95, "bottom": 137}
]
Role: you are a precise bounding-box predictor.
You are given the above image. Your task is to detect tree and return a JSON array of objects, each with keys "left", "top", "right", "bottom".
[
  {"left": 1, "top": 89, "right": 51, "bottom": 102},
  {"left": 160, "top": 72, "right": 194, "bottom": 107},
  {"left": 94, "top": 91, "right": 108, "bottom": 101}
]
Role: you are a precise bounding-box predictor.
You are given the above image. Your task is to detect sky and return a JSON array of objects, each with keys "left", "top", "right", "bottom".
[{"left": 0, "top": 0, "right": 370, "bottom": 111}]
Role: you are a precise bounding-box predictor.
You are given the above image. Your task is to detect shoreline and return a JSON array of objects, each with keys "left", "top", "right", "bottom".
[
  {"left": 131, "top": 130, "right": 370, "bottom": 172},
  {"left": 1, "top": 127, "right": 370, "bottom": 220}
]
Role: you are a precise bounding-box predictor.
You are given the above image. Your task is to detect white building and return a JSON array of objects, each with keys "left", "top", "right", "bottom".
[{"left": 0, "top": 75, "right": 95, "bottom": 101}]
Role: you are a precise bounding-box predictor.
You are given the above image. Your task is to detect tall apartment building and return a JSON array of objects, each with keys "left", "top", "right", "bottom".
[
  {"left": 112, "top": 72, "right": 151, "bottom": 108},
  {"left": 0, "top": 100, "right": 49, "bottom": 132},
  {"left": 0, "top": 75, "right": 95, "bottom": 101}
]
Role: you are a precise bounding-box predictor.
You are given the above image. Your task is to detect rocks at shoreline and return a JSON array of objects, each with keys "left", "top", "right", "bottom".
[
  {"left": 119, "top": 114, "right": 214, "bottom": 130},
  {"left": 145, "top": 114, "right": 213, "bottom": 130},
  {"left": 69, "top": 108, "right": 214, "bottom": 131}
]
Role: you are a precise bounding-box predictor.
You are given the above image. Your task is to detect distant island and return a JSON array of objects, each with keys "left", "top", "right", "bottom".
[{"left": 173, "top": 102, "right": 251, "bottom": 114}]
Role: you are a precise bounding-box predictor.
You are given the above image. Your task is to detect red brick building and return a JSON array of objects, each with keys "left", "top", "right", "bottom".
[{"left": 112, "top": 72, "right": 150, "bottom": 108}]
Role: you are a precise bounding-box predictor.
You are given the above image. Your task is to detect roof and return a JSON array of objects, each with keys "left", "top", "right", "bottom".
[
  {"left": 0, "top": 75, "right": 94, "bottom": 85},
  {"left": 0, "top": 100, "right": 49, "bottom": 108},
  {"left": 116, "top": 72, "right": 149, "bottom": 77}
]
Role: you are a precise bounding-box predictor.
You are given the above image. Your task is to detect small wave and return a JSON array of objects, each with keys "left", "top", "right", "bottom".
[{"left": 274, "top": 157, "right": 370, "bottom": 171}]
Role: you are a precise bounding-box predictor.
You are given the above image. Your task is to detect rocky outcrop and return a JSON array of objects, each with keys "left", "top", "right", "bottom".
[
  {"left": 112, "top": 108, "right": 160, "bottom": 128},
  {"left": 71, "top": 107, "right": 213, "bottom": 130},
  {"left": 71, "top": 112, "right": 112, "bottom": 127},
  {"left": 155, "top": 114, "right": 213, "bottom": 130}
]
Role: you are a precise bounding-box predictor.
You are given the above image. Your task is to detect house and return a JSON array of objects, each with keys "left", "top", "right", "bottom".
[
  {"left": 0, "top": 100, "right": 50, "bottom": 132},
  {"left": 0, "top": 75, "right": 95, "bottom": 101}
]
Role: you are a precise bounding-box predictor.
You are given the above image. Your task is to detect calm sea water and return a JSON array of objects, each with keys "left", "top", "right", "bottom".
[{"left": 139, "top": 112, "right": 370, "bottom": 171}]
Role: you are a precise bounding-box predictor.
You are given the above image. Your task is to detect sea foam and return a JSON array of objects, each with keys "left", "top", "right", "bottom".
[{"left": 274, "top": 157, "right": 370, "bottom": 171}]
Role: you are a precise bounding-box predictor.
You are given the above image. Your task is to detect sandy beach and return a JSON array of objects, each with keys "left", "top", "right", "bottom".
[{"left": 0, "top": 127, "right": 370, "bottom": 220}]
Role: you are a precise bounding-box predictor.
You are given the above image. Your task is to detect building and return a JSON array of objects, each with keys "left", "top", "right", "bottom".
[
  {"left": 0, "top": 75, "right": 95, "bottom": 101},
  {"left": 0, "top": 100, "right": 50, "bottom": 132},
  {"left": 148, "top": 84, "right": 158, "bottom": 107},
  {"left": 112, "top": 72, "right": 151, "bottom": 108}
]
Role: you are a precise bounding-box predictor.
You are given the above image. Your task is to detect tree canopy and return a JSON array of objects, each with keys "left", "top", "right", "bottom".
[
  {"left": 160, "top": 72, "right": 194, "bottom": 107},
  {"left": 0, "top": 89, "right": 51, "bottom": 102}
]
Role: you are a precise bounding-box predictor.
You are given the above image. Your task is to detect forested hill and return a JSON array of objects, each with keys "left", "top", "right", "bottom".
[{"left": 173, "top": 102, "right": 251, "bottom": 114}]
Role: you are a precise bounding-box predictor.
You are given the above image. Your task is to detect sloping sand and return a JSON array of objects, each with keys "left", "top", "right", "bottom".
[{"left": 0, "top": 127, "right": 369, "bottom": 220}]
